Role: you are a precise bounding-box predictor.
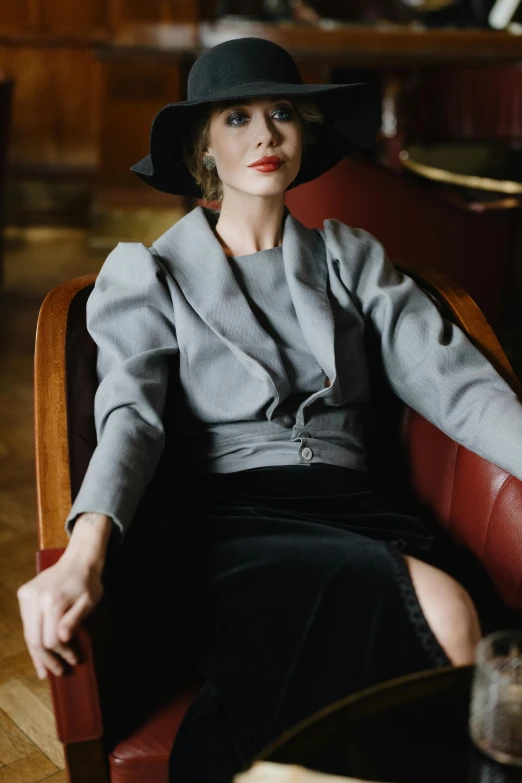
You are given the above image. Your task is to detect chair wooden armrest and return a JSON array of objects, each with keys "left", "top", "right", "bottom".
[
  {"left": 34, "top": 274, "right": 110, "bottom": 781},
  {"left": 35, "top": 274, "right": 98, "bottom": 549}
]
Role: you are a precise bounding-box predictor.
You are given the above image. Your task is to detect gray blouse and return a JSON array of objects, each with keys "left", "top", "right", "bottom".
[{"left": 227, "top": 246, "right": 327, "bottom": 399}]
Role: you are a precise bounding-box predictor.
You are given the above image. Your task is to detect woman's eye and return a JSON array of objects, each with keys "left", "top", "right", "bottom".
[
  {"left": 226, "top": 112, "right": 247, "bottom": 127},
  {"left": 225, "top": 107, "right": 294, "bottom": 127},
  {"left": 273, "top": 107, "right": 294, "bottom": 121}
]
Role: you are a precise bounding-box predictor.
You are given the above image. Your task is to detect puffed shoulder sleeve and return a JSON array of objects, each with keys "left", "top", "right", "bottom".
[
  {"left": 64, "top": 242, "right": 179, "bottom": 543},
  {"left": 322, "top": 218, "right": 522, "bottom": 482}
]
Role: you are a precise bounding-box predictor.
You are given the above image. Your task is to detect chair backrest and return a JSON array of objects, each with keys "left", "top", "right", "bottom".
[{"left": 284, "top": 156, "right": 520, "bottom": 329}]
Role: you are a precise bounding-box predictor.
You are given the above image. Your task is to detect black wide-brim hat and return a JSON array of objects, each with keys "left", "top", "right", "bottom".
[{"left": 130, "top": 37, "right": 380, "bottom": 198}]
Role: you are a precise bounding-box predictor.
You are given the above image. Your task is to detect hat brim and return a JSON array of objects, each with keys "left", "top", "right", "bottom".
[{"left": 130, "top": 81, "right": 380, "bottom": 198}]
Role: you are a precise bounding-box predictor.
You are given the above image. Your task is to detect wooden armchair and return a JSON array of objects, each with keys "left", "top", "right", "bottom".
[{"left": 34, "top": 263, "right": 522, "bottom": 783}]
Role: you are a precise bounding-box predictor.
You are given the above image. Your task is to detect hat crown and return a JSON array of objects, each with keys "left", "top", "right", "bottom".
[{"left": 187, "top": 37, "right": 303, "bottom": 101}]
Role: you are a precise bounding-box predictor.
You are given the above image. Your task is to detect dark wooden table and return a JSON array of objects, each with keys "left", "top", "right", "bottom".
[{"left": 256, "top": 665, "right": 522, "bottom": 782}]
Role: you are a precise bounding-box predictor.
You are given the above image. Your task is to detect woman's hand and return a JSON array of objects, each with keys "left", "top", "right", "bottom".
[
  {"left": 17, "top": 511, "right": 113, "bottom": 679},
  {"left": 17, "top": 555, "right": 103, "bottom": 679},
  {"left": 234, "top": 761, "right": 376, "bottom": 782}
]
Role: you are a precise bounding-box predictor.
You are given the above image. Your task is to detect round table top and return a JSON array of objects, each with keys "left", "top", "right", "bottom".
[{"left": 256, "top": 665, "right": 522, "bottom": 783}]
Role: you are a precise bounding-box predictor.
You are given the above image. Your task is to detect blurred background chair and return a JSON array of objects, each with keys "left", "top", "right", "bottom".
[{"left": 34, "top": 258, "right": 522, "bottom": 783}]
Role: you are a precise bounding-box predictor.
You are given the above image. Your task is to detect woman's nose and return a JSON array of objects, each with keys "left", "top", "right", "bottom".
[{"left": 254, "top": 115, "right": 280, "bottom": 144}]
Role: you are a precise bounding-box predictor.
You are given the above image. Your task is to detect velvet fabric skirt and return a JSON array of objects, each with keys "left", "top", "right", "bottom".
[{"left": 134, "top": 464, "right": 452, "bottom": 783}]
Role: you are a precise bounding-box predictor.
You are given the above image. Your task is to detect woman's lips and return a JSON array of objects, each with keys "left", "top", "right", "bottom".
[{"left": 250, "top": 161, "right": 283, "bottom": 172}]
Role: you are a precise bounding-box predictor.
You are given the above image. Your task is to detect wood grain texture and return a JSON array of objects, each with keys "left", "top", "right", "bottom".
[
  {"left": 0, "top": 681, "right": 64, "bottom": 768},
  {"left": 39, "top": 0, "right": 112, "bottom": 39},
  {"left": 98, "top": 53, "right": 185, "bottom": 188},
  {"left": 0, "top": 709, "right": 35, "bottom": 765},
  {"left": 0, "top": 1, "right": 39, "bottom": 37},
  {"left": 0, "top": 752, "right": 58, "bottom": 783},
  {"left": 0, "top": 46, "right": 102, "bottom": 168},
  {"left": 112, "top": 0, "right": 200, "bottom": 26}
]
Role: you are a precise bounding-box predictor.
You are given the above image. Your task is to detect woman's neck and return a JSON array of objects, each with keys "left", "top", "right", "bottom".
[{"left": 213, "top": 193, "right": 286, "bottom": 257}]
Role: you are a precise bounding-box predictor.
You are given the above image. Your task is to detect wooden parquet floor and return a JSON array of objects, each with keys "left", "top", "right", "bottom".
[{"left": 0, "top": 228, "right": 105, "bottom": 783}]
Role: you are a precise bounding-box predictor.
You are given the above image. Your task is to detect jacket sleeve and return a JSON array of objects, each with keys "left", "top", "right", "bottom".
[
  {"left": 323, "top": 218, "right": 522, "bottom": 482},
  {"left": 64, "top": 242, "right": 179, "bottom": 543}
]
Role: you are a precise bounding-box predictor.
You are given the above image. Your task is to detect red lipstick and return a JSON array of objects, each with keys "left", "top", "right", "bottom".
[{"left": 248, "top": 155, "right": 283, "bottom": 172}]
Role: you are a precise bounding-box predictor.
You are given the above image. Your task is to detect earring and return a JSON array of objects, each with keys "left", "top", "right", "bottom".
[{"left": 203, "top": 155, "right": 216, "bottom": 171}]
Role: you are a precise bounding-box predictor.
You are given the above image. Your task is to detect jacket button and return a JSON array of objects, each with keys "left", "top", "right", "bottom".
[{"left": 302, "top": 447, "right": 313, "bottom": 461}]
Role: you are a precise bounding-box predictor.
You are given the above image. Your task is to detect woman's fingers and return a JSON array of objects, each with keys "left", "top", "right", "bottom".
[
  {"left": 41, "top": 590, "right": 69, "bottom": 650},
  {"left": 41, "top": 595, "right": 78, "bottom": 666},
  {"left": 19, "top": 601, "right": 63, "bottom": 678},
  {"left": 18, "top": 580, "right": 81, "bottom": 676},
  {"left": 36, "top": 649, "right": 64, "bottom": 678},
  {"left": 57, "top": 593, "right": 93, "bottom": 644},
  {"left": 18, "top": 563, "right": 103, "bottom": 679},
  {"left": 19, "top": 606, "right": 50, "bottom": 679},
  {"left": 40, "top": 591, "right": 78, "bottom": 667}
]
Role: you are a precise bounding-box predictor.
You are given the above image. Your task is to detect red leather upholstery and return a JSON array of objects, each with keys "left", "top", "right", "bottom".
[
  {"left": 109, "top": 689, "right": 199, "bottom": 783},
  {"left": 404, "top": 410, "right": 522, "bottom": 611}
]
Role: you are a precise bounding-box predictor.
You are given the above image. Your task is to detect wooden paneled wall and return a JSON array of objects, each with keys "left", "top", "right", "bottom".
[
  {"left": 98, "top": 51, "right": 188, "bottom": 189},
  {"left": 0, "top": 0, "right": 199, "bottom": 178},
  {"left": 112, "top": 0, "right": 199, "bottom": 25},
  {"left": 0, "top": 1, "right": 41, "bottom": 37},
  {"left": 0, "top": 46, "right": 102, "bottom": 171}
]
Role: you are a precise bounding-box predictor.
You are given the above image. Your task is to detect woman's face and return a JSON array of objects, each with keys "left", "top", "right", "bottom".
[{"left": 205, "top": 96, "right": 302, "bottom": 198}]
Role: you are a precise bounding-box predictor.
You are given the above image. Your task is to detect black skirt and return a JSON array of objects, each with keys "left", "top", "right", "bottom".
[{"left": 147, "top": 464, "right": 452, "bottom": 783}]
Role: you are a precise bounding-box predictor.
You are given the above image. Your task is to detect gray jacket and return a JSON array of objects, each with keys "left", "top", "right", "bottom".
[{"left": 65, "top": 205, "right": 522, "bottom": 540}]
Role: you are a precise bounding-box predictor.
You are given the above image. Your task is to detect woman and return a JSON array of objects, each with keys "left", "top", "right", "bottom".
[{"left": 17, "top": 37, "right": 522, "bottom": 782}]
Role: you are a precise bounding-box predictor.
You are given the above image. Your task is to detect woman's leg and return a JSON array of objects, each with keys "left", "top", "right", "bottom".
[{"left": 403, "top": 555, "right": 482, "bottom": 666}]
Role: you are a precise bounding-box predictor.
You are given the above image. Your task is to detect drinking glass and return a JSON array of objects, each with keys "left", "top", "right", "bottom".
[{"left": 469, "top": 630, "right": 522, "bottom": 766}]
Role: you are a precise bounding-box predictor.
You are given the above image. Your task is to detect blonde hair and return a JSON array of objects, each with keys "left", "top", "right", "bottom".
[{"left": 182, "top": 97, "right": 324, "bottom": 203}]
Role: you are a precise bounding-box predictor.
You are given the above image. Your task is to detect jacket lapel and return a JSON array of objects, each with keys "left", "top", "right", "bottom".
[
  {"left": 152, "top": 206, "right": 290, "bottom": 418},
  {"left": 281, "top": 212, "right": 339, "bottom": 403},
  {"left": 152, "top": 205, "right": 340, "bottom": 417}
]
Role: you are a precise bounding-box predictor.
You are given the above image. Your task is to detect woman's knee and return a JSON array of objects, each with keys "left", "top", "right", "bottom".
[{"left": 403, "top": 555, "right": 482, "bottom": 666}]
